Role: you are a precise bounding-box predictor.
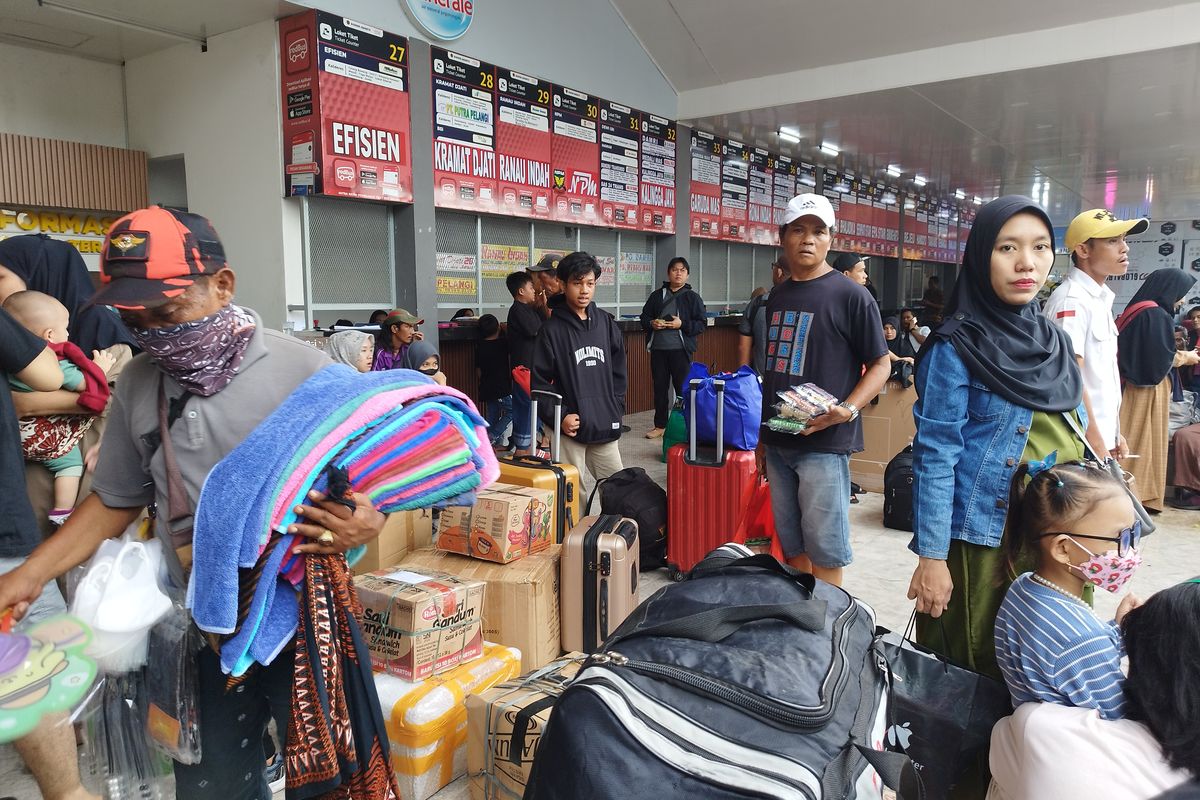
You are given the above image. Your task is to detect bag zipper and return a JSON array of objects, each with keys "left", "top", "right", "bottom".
[{"left": 594, "top": 600, "right": 858, "bottom": 729}]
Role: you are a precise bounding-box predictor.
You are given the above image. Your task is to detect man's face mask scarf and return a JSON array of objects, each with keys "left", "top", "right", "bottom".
[{"left": 128, "top": 305, "right": 256, "bottom": 396}]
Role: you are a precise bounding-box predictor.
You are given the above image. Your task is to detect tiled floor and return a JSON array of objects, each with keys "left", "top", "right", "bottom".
[{"left": 5, "top": 408, "right": 1198, "bottom": 799}]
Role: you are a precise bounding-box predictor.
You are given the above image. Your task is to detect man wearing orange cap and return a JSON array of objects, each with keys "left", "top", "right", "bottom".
[
  {"left": 0, "top": 207, "right": 388, "bottom": 798},
  {"left": 1044, "top": 208, "right": 1149, "bottom": 460}
]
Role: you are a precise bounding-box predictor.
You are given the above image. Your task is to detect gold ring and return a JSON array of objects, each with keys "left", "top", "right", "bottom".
[{"left": 318, "top": 529, "right": 335, "bottom": 546}]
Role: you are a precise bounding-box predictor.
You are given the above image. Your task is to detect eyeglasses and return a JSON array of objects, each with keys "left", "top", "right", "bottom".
[{"left": 1039, "top": 518, "right": 1142, "bottom": 557}]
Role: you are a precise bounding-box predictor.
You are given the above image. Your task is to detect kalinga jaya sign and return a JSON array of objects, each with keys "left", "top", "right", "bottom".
[
  {"left": 0, "top": 208, "right": 119, "bottom": 270},
  {"left": 278, "top": 10, "right": 413, "bottom": 202}
]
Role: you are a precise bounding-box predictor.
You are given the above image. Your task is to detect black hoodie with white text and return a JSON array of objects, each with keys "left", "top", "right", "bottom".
[{"left": 530, "top": 296, "right": 627, "bottom": 444}]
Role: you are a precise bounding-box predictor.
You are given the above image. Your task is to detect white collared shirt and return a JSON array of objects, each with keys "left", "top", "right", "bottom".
[{"left": 1043, "top": 267, "right": 1121, "bottom": 449}]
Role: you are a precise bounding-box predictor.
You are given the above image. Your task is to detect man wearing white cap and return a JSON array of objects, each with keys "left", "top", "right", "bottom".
[
  {"left": 757, "top": 194, "right": 890, "bottom": 586},
  {"left": 1043, "top": 209, "right": 1149, "bottom": 459}
]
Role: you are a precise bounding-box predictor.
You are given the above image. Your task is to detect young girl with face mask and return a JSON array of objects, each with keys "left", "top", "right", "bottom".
[{"left": 993, "top": 457, "right": 1143, "bottom": 721}]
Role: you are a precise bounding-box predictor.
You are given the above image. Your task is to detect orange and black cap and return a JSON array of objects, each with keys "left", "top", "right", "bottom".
[{"left": 90, "top": 206, "right": 228, "bottom": 310}]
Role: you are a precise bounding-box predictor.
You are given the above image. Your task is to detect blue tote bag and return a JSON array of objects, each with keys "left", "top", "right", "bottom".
[{"left": 681, "top": 363, "right": 762, "bottom": 451}]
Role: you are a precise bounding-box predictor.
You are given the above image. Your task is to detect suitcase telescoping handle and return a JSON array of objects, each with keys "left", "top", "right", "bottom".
[
  {"left": 530, "top": 389, "right": 563, "bottom": 462},
  {"left": 687, "top": 377, "right": 725, "bottom": 466}
]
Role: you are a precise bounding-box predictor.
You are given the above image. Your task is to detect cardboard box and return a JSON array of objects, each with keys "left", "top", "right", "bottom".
[
  {"left": 466, "top": 654, "right": 584, "bottom": 800},
  {"left": 376, "top": 642, "right": 522, "bottom": 800},
  {"left": 355, "top": 568, "right": 486, "bottom": 680},
  {"left": 436, "top": 484, "right": 555, "bottom": 564},
  {"left": 353, "top": 508, "right": 434, "bottom": 575},
  {"left": 399, "top": 547, "right": 561, "bottom": 671},
  {"left": 498, "top": 486, "right": 555, "bottom": 554},
  {"left": 850, "top": 379, "right": 917, "bottom": 493}
]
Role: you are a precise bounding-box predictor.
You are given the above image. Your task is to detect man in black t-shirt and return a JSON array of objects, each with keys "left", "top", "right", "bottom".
[
  {"left": 758, "top": 195, "right": 890, "bottom": 587},
  {"left": 0, "top": 306, "right": 100, "bottom": 800},
  {"left": 506, "top": 270, "right": 544, "bottom": 455}
]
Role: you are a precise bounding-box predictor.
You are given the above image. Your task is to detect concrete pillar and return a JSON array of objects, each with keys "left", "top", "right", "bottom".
[{"left": 394, "top": 38, "right": 439, "bottom": 348}]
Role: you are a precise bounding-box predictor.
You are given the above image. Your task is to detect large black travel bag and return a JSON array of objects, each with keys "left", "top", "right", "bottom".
[
  {"left": 883, "top": 445, "right": 915, "bottom": 532},
  {"left": 587, "top": 467, "right": 667, "bottom": 570},
  {"left": 524, "top": 550, "right": 921, "bottom": 800}
]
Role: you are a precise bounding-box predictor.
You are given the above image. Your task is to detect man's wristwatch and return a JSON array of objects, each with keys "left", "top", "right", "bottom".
[{"left": 837, "top": 401, "right": 860, "bottom": 421}]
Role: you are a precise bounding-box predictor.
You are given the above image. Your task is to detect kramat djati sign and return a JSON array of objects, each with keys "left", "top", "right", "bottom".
[{"left": 403, "top": 0, "right": 474, "bottom": 41}]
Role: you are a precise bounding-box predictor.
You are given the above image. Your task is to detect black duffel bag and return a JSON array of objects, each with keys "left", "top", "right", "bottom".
[
  {"left": 587, "top": 466, "right": 667, "bottom": 570},
  {"left": 524, "top": 549, "right": 921, "bottom": 800}
]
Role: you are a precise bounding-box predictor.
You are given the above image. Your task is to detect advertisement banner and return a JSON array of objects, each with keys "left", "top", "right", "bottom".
[
  {"left": 279, "top": 11, "right": 413, "bottom": 202},
  {"left": 825, "top": 170, "right": 851, "bottom": 250},
  {"left": 551, "top": 84, "right": 601, "bottom": 225},
  {"left": 772, "top": 154, "right": 797, "bottom": 235},
  {"left": 598, "top": 100, "right": 641, "bottom": 229},
  {"left": 798, "top": 162, "right": 818, "bottom": 190},
  {"left": 720, "top": 139, "right": 749, "bottom": 242},
  {"left": 431, "top": 47, "right": 498, "bottom": 212},
  {"left": 595, "top": 255, "right": 616, "bottom": 286},
  {"left": 436, "top": 251, "right": 477, "bottom": 272},
  {"left": 437, "top": 276, "right": 477, "bottom": 295},
  {"left": 639, "top": 113, "right": 675, "bottom": 233},
  {"left": 619, "top": 251, "right": 654, "bottom": 285},
  {"left": 481, "top": 243, "right": 529, "bottom": 278},
  {"left": 494, "top": 67, "right": 552, "bottom": 218},
  {"left": 689, "top": 130, "right": 722, "bottom": 239},
  {"left": 747, "top": 148, "right": 774, "bottom": 245}
]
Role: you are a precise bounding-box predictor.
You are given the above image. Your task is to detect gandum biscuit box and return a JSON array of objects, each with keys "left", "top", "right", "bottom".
[
  {"left": 355, "top": 568, "right": 486, "bottom": 680},
  {"left": 436, "top": 484, "right": 554, "bottom": 563}
]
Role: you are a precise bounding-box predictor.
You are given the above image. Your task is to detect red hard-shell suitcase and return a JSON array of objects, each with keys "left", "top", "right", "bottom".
[{"left": 666, "top": 377, "right": 759, "bottom": 580}]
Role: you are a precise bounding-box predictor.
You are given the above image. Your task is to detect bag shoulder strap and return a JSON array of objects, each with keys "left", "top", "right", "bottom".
[
  {"left": 154, "top": 376, "right": 193, "bottom": 588},
  {"left": 1115, "top": 300, "right": 1159, "bottom": 333}
]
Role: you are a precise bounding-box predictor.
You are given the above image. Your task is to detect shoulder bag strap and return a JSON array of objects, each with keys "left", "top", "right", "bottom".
[
  {"left": 155, "top": 376, "right": 193, "bottom": 587},
  {"left": 1060, "top": 410, "right": 1156, "bottom": 534}
]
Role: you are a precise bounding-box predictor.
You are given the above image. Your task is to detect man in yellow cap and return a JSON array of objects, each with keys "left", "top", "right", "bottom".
[{"left": 1043, "top": 209, "right": 1148, "bottom": 459}]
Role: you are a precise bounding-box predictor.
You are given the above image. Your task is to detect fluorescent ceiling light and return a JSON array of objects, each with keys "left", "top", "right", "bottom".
[
  {"left": 886, "top": 165, "right": 902, "bottom": 178},
  {"left": 819, "top": 143, "right": 839, "bottom": 157},
  {"left": 954, "top": 189, "right": 967, "bottom": 200},
  {"left": 913, "top": 175, "right": 927, "bottom": 187},
  {"left": 972, "top": 196, "right": 983, "bottom": 205},
  {"left": 777, "top": 128, "right": 801, "bottom": 144}
]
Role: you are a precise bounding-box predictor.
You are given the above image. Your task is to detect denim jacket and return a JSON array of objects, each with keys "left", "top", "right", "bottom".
[{"left": 910, "top": 339, "right": 1087, "bottom": 559}]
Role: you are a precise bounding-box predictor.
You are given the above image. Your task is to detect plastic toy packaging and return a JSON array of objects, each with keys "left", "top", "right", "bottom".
[
  {"left": 0, "top": 615, "right": 98, "bottom": 744},
  {"left": 768, "top": 383, "right": 840, "bottom": 434},
  {"left": 143, "top": 602, "right": 204, "bottom": 764},
  {"left": 79, "top": 671, "right": 173, "bottom": 800}
]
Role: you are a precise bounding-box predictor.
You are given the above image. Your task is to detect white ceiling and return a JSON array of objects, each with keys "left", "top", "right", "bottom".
[
  {"left": 689, "top": 43, "right": 1200, "bottom": 220},
  {"left": 0, "top": 0, "right": 295, "bottom": 62},
  {"left": 611, "top": 0, "right": 1190, "bottom": 93}
]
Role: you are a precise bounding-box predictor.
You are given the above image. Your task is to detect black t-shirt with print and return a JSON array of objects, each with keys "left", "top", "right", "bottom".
[
  {"left": 0, "top": 308, "right": 50, "bottom": 558},
  {"left": 760, "top": 271, "right": 888, "bottom": 454}
]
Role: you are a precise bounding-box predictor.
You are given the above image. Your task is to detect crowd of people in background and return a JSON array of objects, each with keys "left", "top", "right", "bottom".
[{"left": 0, "top": 191, "right": 1198, "bottom": 798}]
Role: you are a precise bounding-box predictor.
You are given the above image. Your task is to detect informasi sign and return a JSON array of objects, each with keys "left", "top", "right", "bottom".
[
  {"left": 403, "top": 0, "right": 475, "bottom": 41},
  {"left": 0, "top": 208, "right": 120, "bottom": 271}
]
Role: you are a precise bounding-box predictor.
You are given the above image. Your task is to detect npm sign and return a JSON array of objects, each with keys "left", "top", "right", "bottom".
[{"left": 403, "top": 0, "right": 475, "bottom": 41}]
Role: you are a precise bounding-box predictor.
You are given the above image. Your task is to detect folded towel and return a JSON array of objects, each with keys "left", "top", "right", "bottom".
[{"left": 190, "top": 365, "right": 499, "bottom": 674}]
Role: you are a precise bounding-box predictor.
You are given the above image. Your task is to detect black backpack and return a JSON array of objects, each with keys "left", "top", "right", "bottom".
[
  {"left": 883, "top": 445, "right": 914, "bottom": 532},
  {"left": 588, "top": 467, "right": 667, "bottom": 570},
  {"left": 523, "top": 550, "right": 920, "bottom": 800}
]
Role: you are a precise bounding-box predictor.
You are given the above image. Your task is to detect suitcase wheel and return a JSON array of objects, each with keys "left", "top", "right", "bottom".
[{"left": 667, "top": 564, "right": 686, "bottom": 582}]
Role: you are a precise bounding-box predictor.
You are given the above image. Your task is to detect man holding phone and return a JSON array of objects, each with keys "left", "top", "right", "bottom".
[
  {"left": 639, "top": 256, "right": 706, "bottom": 438},
  {"left": 1044, "top": 208, "right": 1149, "bottom": 459}
]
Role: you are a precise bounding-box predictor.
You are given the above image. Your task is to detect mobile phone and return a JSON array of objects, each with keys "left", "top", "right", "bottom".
[{"left": 661, "top": 314, "right": 675, "bottom": 322}]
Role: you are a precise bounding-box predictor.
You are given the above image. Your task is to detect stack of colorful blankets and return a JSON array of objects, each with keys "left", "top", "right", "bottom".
[{"left": 188, "top": 365, "right": 500, "bottom": 676}]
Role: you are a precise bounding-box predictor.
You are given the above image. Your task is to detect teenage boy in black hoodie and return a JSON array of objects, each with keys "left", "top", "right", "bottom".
[
  {"left": 531, "top": 251, "right": 627, "bottom": 482},
  {"left": 639, "top": 256, "right": 707, "bottom": 438}
]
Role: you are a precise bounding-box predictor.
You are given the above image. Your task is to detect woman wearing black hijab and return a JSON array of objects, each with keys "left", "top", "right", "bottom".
[
  {"left": 1117, "top": 269, "right": 1199, "bottom": 512},
  {"left": 0, "top": 234, "right": 137, "bottom": 536},
  {"left": 907, "top": 197, "right": 1086, "bottom": 685}
]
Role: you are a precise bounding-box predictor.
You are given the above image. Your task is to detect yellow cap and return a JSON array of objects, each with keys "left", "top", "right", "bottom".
[{"left": 1065, "top": 209, "right": 1148, "bottom": 252}]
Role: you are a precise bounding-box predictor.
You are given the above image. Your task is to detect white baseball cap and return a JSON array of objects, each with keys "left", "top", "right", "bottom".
[{"left": 782, "top": 193, "right": 837, "bottom": 229}]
